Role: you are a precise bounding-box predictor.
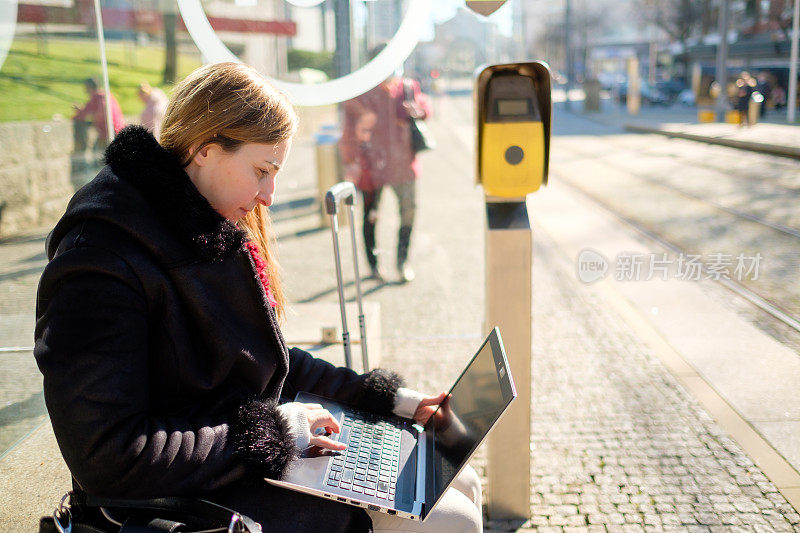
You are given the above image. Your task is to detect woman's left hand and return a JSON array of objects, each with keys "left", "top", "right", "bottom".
[
  {"left": 411, "top": 392, "right": 448, "bottom": 426},
  {"left": 403, "top": 101, "right": 425, "bottom": 119}
]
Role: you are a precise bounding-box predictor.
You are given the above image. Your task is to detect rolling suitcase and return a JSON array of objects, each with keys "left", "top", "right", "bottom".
[{"left": 324, "top": 181, "right": 369, "bottom": 372}]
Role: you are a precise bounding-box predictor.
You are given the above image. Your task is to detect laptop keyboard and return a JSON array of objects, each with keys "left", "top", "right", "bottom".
[{"left": 326, "top": 413, "right": 401, "bottom": 500}]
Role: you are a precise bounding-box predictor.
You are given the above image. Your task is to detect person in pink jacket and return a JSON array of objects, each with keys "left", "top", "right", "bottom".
[
  {"left": 340, "top": 52, "right": 432, "bottom": 283},
  {"left": 72, "top": 77, "right": 125, "bottom": 151}
]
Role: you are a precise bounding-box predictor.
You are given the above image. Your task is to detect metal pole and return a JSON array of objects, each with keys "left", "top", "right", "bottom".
[
  {"left": 789, "top": 0, "right": 799, "bottom": 123},
  {"left": 320, "top": 3, "right": 328, "bottom": 50},
  {"left": 333, "top": 0, "right": 352, "bottom": 77},
  {"left": 564, "top": 0, "right": 572, "bottom": 111},
  {"left": 347, "top": 204, "right": 370, "bottom": 372},
  {"left": 715, "top": 0, "right": 730, "bottom": 122},
  {"left": 521, "top": 1, "right": 529, "bottom": 60},
  {"left": 92, "top": 0, "right": 114, "bottom": 144},
  {"left": 330, "top": 214, "right": 353, "bottom": 369}
]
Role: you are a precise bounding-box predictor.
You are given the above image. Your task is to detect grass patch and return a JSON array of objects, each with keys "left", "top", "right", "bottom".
[{"left": 0, "top": 37, "right": 202, "bottom": 122}]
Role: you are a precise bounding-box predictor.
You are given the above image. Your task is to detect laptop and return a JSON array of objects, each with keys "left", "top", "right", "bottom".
[{"left": 266, "top": 327, "right": 517, "bottom": 521}]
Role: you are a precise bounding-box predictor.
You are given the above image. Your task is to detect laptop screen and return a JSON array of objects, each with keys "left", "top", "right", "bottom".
[{"left": 424, "top": 328, "right": 516, "bottom": 511}]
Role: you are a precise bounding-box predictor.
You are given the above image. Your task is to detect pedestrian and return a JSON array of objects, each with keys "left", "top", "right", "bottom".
[
  {"left": 138, "top": 80, "right": 169, "bottom": 140},
  {"left": 756, "top": 72, "right": 772, "bottom": 116},
  {"left": 340, "top": 45, "right": 432, "bottom": 284},
  {"left": 72, "top": 77, "right": 125, "bottom": 153},
  {"left": 35, "top": 62, "right": 481, "bottom": 533},
  {"left": 773, "top": 84, "right": 787, "bottom": 109},
  {"left": 734, "top": 75, "right": 754, "bottom": 127}
]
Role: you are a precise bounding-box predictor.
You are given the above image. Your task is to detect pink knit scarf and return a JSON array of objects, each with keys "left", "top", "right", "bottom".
[{"left": 244, "top": 241, "right": 278, "bottom": 308}]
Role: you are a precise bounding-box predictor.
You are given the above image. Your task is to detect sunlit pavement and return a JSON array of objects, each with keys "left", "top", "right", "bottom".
[
  {"left": 276, "top": 95, "right": 800, "bottom": 530},
  {"left": 2, "top": 94, "right": 800, "bottom": 531}
]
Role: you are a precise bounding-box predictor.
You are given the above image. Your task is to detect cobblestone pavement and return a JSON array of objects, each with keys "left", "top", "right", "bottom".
[{"left": 526, "top": 226, "right": 800, "bottom": 532}]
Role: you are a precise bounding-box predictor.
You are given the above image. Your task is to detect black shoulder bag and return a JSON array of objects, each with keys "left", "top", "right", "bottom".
[
  {"left": 402, "top": 80, "right": 435, "bottom": 154},
  {"left": 40, "top": 491, "right": 262, "bottom": 533}
]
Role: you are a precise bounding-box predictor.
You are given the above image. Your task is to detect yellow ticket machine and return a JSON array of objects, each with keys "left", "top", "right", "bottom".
[
  {"left": 477, "top": 62, "right": 551, "bottom": 520},
  {"left": 476, "top": 62, "right": 552, "bottom": 198}
]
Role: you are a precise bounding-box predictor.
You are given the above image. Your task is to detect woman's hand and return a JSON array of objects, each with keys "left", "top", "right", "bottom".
[
  {"left": 411, "top": 392, "right": 449, "bottom": 427},
  {"left": 403, "top": 101, "right": 425, "bottom": 119},
  {"left": 301, "top": 403, "right": 347, "bottom": 451},
  {"left": 344, "top": 163, "right": 361, "bottom": 181}
]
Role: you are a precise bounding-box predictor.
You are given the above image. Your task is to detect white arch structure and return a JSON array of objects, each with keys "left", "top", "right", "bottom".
[
  {"left": 0, "top": 0, "right": 18, "bottom": 71},
  {"left": 177, "top": 0, "right": 432, "bottom": 106}
]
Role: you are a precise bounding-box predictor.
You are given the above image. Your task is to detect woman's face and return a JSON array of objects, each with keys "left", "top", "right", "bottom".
[{"left": 187, "top": 139, "right": 292, "bottom": 221}]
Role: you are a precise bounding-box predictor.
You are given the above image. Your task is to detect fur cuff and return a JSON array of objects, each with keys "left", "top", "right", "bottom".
[
  {"left": 231, "top": 398, "right": 299, "bottom": 480},
  {"left": 359, "top": 369, "right": 405, "bottom": 416}
]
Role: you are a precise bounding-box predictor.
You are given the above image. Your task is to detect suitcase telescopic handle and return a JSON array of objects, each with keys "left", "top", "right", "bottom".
[
  {"left": 325, "top": 181, "right": 368, "bottom": 372},
  {"left": 325, "top": 181, "right": 356, "bottom": 215}
]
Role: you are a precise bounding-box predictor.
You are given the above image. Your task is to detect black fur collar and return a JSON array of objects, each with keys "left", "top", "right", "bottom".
[{"left": 104, "top": 126, "right": 247, "bottom": 260}]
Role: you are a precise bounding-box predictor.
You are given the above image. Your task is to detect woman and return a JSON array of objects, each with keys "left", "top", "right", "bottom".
[
  {"left": 35, "top": 62, "right": 481, "bottom": 532},
  {"left": 339, "top": 50, "right": 432, "bottom": 284}
]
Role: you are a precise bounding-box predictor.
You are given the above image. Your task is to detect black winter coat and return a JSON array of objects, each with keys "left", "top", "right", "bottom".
[{"left": 34, "top": 126, "right": 403, "bottom": 532}]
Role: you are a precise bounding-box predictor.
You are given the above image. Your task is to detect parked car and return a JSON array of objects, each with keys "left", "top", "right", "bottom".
[
  {"left": 677, "top": 88, "right": 696, "bottom": 106},
  {"left": 655, "top": 80, "right": 688, "bottom": 104},
  {"left": 618, "top": 81, "right": 669, "bottom": 106}
]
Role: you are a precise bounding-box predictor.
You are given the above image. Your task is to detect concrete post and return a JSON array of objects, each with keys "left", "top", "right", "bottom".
[
  {"left": 627, "top": 57, "right": 641, "bottom": 116},
  {"left": 485, "top": 201, "right": 532, "bottom": 521}
]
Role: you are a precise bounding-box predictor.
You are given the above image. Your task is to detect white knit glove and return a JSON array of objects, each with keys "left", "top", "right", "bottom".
[
  {"left": 392, "top": 387, "right": 428, "bottom": 420},
  {"left": 277, "top": 402, "right": 312, "bottom": 450}
]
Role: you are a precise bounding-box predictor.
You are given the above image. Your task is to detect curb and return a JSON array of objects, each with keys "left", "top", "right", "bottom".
[{"left": 624, "top": 123, "right": 800, "bottom": 160}]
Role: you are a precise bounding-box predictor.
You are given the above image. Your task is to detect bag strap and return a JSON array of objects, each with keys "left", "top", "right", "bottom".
[
  {"left": 75, "top": 492, "right": 261, "bottom": 533},
  {"left": 401, "top": 78, "right": 414, "bottom": 103}
]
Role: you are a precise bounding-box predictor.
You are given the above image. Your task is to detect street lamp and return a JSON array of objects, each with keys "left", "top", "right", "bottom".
[
  {"left": 714, "top": 0, "right": 730, "bottom": 122},
  {"left": 789, "top": 0, "right": 799, "bottom": 123},
  {"left": 564, "top": 0, "right": 572, "bottom": 111}
]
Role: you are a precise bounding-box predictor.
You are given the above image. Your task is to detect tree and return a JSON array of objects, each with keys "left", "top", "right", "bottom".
[
  {"left": 636, "top": 0, "right": 704, "bottom": 79},
  {"left": 531, "top": 0, "right": 613, "bottom": 82},
  {"left": 160, "top": 0, "right": 177, "bottom": 84}
]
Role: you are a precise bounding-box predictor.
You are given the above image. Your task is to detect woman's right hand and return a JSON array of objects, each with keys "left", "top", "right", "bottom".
[
  {"left": 278, "top": 402, "right": 346, "bottom": 452},
  {"left": 301, "top": 402, "right": 347, "bottom": 451}
]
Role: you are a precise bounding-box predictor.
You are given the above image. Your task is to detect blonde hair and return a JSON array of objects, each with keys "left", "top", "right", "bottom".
[{"left": 159, "top": 62, "right": 298, "bottom": 321}]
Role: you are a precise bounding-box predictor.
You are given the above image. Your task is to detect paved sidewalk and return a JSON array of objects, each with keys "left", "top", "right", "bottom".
[{"left": 579, "top": 102, "right": 800, "bottom": 159}]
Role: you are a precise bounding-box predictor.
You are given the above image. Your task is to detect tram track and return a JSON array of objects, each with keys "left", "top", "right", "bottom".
[
  {"left": 559, "top": 176, "right": 800, "bottom": 337},
  {"left": 560, "top": 135, "right": 800, "bottom": 241},
  {"left": 608, "top": 166, "right": 800, "bottom": 240}
]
